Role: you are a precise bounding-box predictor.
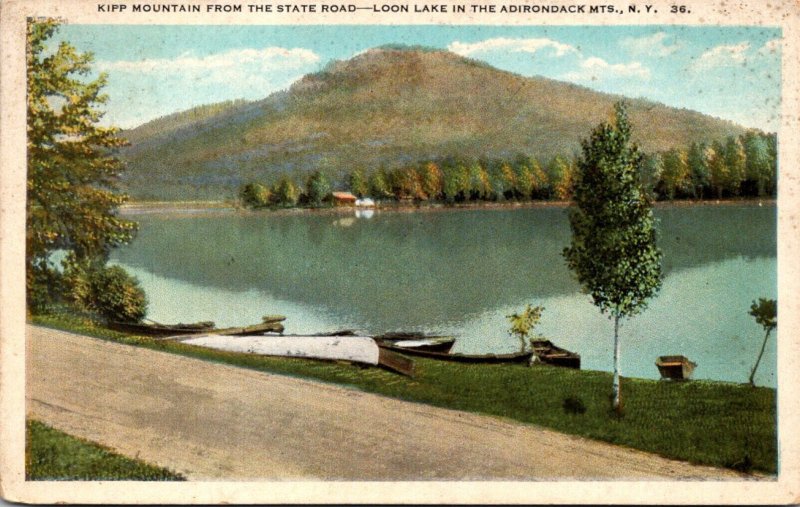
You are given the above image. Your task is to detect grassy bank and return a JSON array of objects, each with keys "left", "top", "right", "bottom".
[
  {"left": 31, "top": 313, "right": 777, "bottom": 475},
  {"left": 26, "top": 420, "right": 184, "bottom": 480}
]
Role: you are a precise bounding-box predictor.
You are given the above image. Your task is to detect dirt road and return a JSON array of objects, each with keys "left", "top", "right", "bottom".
[{"left": 26, "top": 325, "right": 744, "bottom": 480}]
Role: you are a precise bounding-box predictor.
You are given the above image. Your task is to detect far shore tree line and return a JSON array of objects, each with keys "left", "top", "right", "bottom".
[{"left": 239, "top": 131, "right": 777, "bottom": 209}]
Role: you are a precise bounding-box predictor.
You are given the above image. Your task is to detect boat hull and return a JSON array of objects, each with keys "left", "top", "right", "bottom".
[
  {"left": 108, "top": 321, "right": 215, "bottom": 336},
  {"left": 378, "top": 345, "right": 533, "bottom": 364},
  {"left": 530, "top": 340, "right": 581, "bottom": 369},
  {"left": 655, "top": 355, "right": 697, "bottom": 380}
]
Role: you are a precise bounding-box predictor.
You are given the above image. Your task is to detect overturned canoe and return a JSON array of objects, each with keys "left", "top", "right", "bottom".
[
  {"left": 530, "top": 340, "right": 581, "bottom": 369},
  {"left": 180, "top": 334, "right": 414, "bottom": 376}
]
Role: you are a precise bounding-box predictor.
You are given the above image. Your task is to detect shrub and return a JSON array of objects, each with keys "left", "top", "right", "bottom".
[
  {"left": 91, "top": 266, "right": 148, "bottom": 323},
  {"left": 63, "top": 257, "right": 147, "bottom": 323},
  {"left": 239, "top": 182, "right": 271, "bottom": 208},
  {"left": 562, "top": 395, "right": 587, "bottom": 415},
  {"left": 26, "top": 264, "right": 63, "bottom": 314}
]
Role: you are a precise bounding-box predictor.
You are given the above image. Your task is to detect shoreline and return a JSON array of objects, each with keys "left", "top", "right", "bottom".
[{"left": 120, "top": 197, "right": 777, "bottom": 217}]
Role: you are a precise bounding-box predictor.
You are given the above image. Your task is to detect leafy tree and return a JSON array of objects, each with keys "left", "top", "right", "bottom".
[
  {"left": 707, "top": 140, "right": 728, "bottom": 199},
  {"left": 639, "top": 153, "right": 663, "bottom": 200},
  {"left": 687, "top": 142, "right": 710, "bottom": 198},
  {"left": 348, "top": 168, "right": 368, "bottom": 198},
  {"left": 723, "top": 135, "right": 746, "bottom": 196},
  {"left": 660, "top": 148, "right": 691, "bottom": 200},
  {"left": 507, "top": 304, "right": 544, "bottom": 353},
  {"left": 742, "top": 131, "right": 772, "bottom": 197},
  {"left": 272, "top": 177, "right": 299, "bottom": 206},
  {"left": 442, "top": 161, "right": 470, "bottom": 202},
  {"left": 420, "top": 161, "right": 443, "bottom": 201},
  {"left": 239, "top": 182, "right": 271, "bottom": 208},
  {"left": 529, "top": 158, "right": 550, "bottom": 199},
  {"left": 748, "top": 298, "right": 777, "bottom": 387},
  {"left": 305, "top": 170, "right": 331, "bottom": 206},
  {"left": 548, "top": 155, "right": 575, "bottom": 200},
  {"left": 26, "top": 19, "right": 138, "bottom": 311},
  {"left": 514, "top": 163, "right": 534, "bottom": 200},
  {"left": 563, "top": 102, "right": 663, "bottom": 413},
  {"left": 368, "top": 169, "right": 392, "bottom": 199},
  {"left": 391, "top": 166, "right": 425, "bottom": 200},
  {"left": 468, "top": 161, "right": 492, "bottom": 201}
]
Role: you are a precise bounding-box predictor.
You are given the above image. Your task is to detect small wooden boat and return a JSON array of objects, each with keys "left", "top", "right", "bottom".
[
  {"left": 376, "top": 343, "right": 533, "bottom": 364},
  {"left": 530, "top": 340, "right": 581, "bottom": 369},
  {"left": 214, "top": 320, "right": 284, "bottom": 336},
  {"left": 373, "top": 332, "right": 456, "bottom": 353},
  {"left": 656, "top": 355, "right": 697, "bottom": 380},
  {"left": 107, "top": 320, "right": 215, "bottom": 336}
]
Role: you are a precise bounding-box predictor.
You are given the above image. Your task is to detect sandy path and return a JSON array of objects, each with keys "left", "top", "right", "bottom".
[{"left": 26, "top": 325, "right": 745, "bottom": 481}]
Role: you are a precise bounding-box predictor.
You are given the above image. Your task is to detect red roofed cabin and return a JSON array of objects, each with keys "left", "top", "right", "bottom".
[{"left": 332, "top": 191, "right": 357, "bottom": 207}]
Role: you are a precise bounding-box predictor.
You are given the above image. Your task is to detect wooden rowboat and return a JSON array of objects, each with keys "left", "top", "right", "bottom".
[
  {"left": 530, "top": 340, "right": 581, "bottom": 369},
  {"left": 112, "top": 315, "right": 286, "bottom": 338},
  {"left": 656, "top": 355, "right": 697, "bottom": 380},
  {"left": 377, "top": 344, "right": 533, "bottom": 364},
  {"left": 107, "top": 320, "right": 216, "bottom": 336},
  {"left": 373, "top": 333, "right": 456, "bottom": 353}
]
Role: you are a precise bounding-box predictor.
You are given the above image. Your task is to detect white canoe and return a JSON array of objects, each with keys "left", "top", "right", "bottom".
[{"left": 181, "top": 334, "right": 380, "bottom": 365}]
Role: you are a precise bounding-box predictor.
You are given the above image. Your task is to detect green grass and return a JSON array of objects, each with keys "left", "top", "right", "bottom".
[
  {"left": 31, "top": 312, "right": 777, "bottom": 475},
  {"left": 26, "top": 420, "right": 184, "bottom": 481}
]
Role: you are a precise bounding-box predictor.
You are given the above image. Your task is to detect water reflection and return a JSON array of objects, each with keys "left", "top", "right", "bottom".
[{"left": 112, "top": 203, "right": 777, "bottom": 385}]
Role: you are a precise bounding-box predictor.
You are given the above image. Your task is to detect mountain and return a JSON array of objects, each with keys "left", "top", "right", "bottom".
[{"left": 119, "top": 46, "right": 747, "bottom": 201}]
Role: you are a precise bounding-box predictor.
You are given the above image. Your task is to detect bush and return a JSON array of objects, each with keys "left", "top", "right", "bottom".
[
  {"left": 63, "top": 258, "right": 147, "bottom": 323},
  {"left": 91, "top": 266, "right": 148, "bottom": 323},
  {"left": 562, "top": 395, "right": 586, "bottom": 415},
  {"left": 239, "top": 182, "right": 271, "bottom": 208},
  {"left": 26, "top": 264, "right": 63, "bottom": 314}
]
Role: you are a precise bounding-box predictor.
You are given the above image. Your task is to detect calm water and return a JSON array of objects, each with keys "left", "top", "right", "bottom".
[{"left": 112, "top": 204, "right": 777, "bottom": 386}]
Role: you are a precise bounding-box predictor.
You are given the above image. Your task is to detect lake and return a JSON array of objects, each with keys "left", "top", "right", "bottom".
[{"left": 112, "top": 203, "right": 778, "bottom": 386}]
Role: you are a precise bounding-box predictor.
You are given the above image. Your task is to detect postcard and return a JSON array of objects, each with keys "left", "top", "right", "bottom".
[{"left": 1, "top": 0, "right": 798, "bottom": 503}]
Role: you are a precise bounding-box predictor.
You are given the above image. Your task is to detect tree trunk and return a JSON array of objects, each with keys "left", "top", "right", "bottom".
[
  {"left": 749, "top": 328, "right": 772, "bottom": 386},
  {"left": 613, "top": 314, "right": 621, "bottom": 411}
]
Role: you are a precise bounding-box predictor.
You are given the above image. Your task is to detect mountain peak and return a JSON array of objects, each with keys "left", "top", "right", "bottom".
[{"left": 122, "top": 47, "right": 746, "bottom": 200}]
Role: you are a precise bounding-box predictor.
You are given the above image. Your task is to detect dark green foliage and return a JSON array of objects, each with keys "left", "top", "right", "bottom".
[
  {"left": 64, "top": 260, "right": 147, "bottom": 323},
  {"left": 26, "top": 420, "right": 184, "bottom": 480},
  {"left": 305, "top": 170, "right": 332, "bottom": 206},
  {"left": 271, "top": 176, "right": 299, "bottom": 206},
  {"left": 564, "top": 103, "right": 663, "bottom": 318},
  {"left": 687, "top": 141, "right": 710, "bottom": 198},
  {"left": 368, "top": 168, "right": 393, "bottom": 199},
  {"left": 507, "top": 304, "right": 544, "bottom": 352},
  {"left": 748, "top": 298, "right": 777, "bottom": 387},
  {"left": 564, "top": 102, "right": 663, "bottom": 411},
  {"left": 562, "top": 395, "right": 587, "bottom": 415},
  {"left": 239, "top": 182, "right": 271, "bottom": 208},
  {"left": 26, "top": 19, "right": 138, "bottom": 311},
  {"left": 348, "top": 168, "right": 369, "bottom": 198}
]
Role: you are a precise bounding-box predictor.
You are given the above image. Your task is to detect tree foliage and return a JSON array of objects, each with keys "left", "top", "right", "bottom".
[
  {"left": 748, "top": 298, "right": 777, "bottom": 387},
  {"left": 507, "top": 304, "right": 544, "bottom": 353},
  {"left": 239, "top": 182, "right": 271, "bottom": 208},
  {"left": 26, "top": 19, "right": 138, "bottom": 311},
  {"left": 305, "top": 170, "right": 331, "bottom": 206},
  {"left": 563, "top": 102, "right": 663, "bottom": 411}
]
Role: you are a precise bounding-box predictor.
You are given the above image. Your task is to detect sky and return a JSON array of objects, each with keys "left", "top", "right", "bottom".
[{"left": 53, "top": 24, "right": 782, "bottom": 131}]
